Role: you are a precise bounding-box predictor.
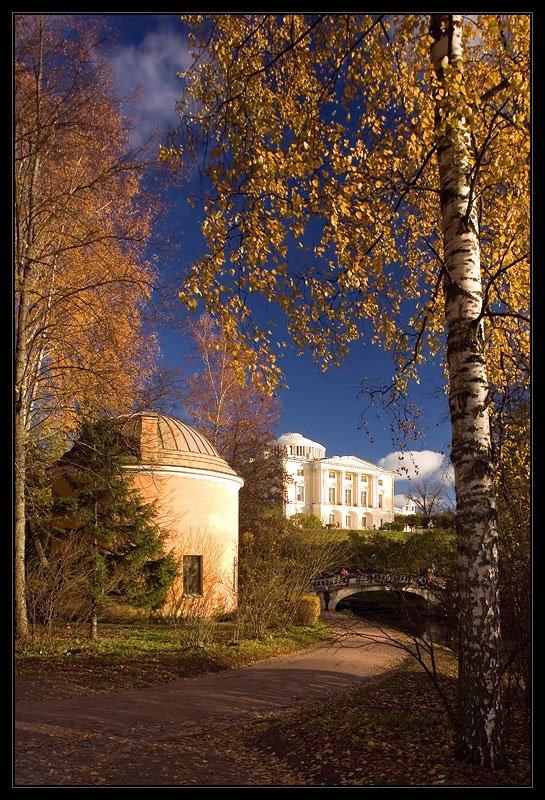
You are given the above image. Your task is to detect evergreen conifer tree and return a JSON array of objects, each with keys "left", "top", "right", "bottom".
[{"left": 53, "top": 417, "right": 178, "bottom": 637}]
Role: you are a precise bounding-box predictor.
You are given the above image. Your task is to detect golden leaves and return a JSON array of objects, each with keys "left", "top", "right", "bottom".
[
  {"left": 172, "top": 14, "right": 529, "bottom": 395},
  {"left": 15, "top": 15, "right": 158, "bottom": 433}
]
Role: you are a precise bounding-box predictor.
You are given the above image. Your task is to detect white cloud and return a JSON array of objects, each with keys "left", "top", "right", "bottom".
[
  {"left": 107, "top": 25, "right": 191, "bottom": 140},
  {"left": 379, "top": 450, "right": 445, "bottom": 480}
]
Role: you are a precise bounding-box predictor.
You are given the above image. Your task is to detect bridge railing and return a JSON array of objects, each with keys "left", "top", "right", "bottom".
[{"left": 311, "top": 573, "right": 446, "bottom": 591}]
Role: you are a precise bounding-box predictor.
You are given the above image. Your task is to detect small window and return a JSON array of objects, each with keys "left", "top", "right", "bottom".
[
  {"left": 183, "top": 555, "right": 203, "bottom": 596},
  {"left": 297, "top": 468, "right": 304, "bottom": 476},
  {"left": 378, "top": 479, "right": 383, "bottom": 485},
  {"left": 296, "top": 484, "right": 305, "bottom": 502},
  {"left": 328, "top": 487, "right": 336, "bottom": 504},
  {"left": 345, "top": 473, "right": 353, "bottom": 481},
  {"left": 329, "top": 471, "right": 336, "bottom": 480}
]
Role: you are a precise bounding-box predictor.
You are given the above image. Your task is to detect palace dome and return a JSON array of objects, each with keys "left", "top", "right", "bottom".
[{"left": 272, "top": 432, "right": 326, "bottom": 459}]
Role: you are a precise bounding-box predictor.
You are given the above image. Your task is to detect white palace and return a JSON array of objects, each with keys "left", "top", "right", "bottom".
[{"left": 270, "top": 432, "right": 395, "bottom": 530}]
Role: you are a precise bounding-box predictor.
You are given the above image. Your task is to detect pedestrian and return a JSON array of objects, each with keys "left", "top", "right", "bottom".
[
  {"left": 323, "top": 586, "right": 331, "bottom": 611},
  {"left": 339, "top": 567, "right": 349, "bottom": 584}
]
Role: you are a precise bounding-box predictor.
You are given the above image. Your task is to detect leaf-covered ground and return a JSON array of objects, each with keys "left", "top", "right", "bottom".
[
  {"left": 15, "top": 644, "right": 530, "bottom": 787},
  {"left": 230, "top": 656, "right": 531, "bottom": 787}
]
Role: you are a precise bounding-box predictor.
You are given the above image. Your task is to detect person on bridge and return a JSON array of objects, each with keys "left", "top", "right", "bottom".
[{"left": 339, "top": 567, "right": 349, "bottom": 584}]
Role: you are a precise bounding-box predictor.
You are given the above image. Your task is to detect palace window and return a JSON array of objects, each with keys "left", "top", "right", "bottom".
[
  {"left": 297, "top": 468, "right": 304, "bottom": 476},
  {"left": 296, "top": 484, "right": 305, "bottom": 502},
  {"left": 378, "top": 493, "right": 383, "bottom": 509},
  {"left": 345, "top": 515, "right": 352, "bottom": 528},
  {"left": 183, "top": 555, "right": 203, "bottom": 596},
  {"left": 328, "top": 471, "right": 336, "bottom": 479},
  {"left": 378, "top": 479, "right": 383, "bottom": 485},
  {"left": 328, "top": 487, "right": 336, "bottom": 504},
  {"left": 345, "top": 473, "right": 353, "bottom": 481},
  {"left": 361, "top": 490, "right": 368, "bottom": 507},
  {"left": 345, "top": 488, "right": 352, "bottom": 505},
  {"left": 329, "top": 513, "right": 336, "bottom": 525},
  {"left": 361, "top": 517, "right": 367, "bottom": 530}
]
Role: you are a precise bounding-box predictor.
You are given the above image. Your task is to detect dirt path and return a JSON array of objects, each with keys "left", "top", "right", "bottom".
[{"left": 15, "top": 615, "right": 407, "bottom": 786}]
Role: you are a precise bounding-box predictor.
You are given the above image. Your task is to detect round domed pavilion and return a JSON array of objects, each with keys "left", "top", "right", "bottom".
[
  {"left": 52, "top": 411, "right": 243, "bottom": 617},
  {"left": 119, "top": 412, "right": 244, "bottom": 615}
]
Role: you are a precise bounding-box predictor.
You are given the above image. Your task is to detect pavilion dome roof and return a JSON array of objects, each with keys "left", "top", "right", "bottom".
[{"left": 114, "top": 411, "right": 239, "bottom": 476}]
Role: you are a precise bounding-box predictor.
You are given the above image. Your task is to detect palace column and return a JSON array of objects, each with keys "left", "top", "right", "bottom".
[{"left": 340, "top": 470, "right": 346, "bottom": 511}]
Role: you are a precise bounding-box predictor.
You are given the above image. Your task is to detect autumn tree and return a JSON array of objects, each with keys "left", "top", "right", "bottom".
[
  {"left": 181, "top": 314, "right": 285, "bottom": 528},
  {"left": 181, "top": 314, "right": 281, "bottom": 463},
  {"left": 167, "top": 14, "right": 529, "bottom": 768},
  {"left": 15, "top": 15, "right": 160, "bottom": 638},
  {"left": 51, "top": 417, "right": 178, "bottom": 638}
]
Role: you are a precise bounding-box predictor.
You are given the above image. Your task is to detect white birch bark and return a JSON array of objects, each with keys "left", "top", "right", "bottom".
[{"left": 430, "top": 13, "right": 506, "bottom": 769}]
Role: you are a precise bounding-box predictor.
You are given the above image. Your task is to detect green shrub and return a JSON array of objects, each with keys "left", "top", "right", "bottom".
[{"left": 293, "top": 594, "right": 321, "bottom": 626}]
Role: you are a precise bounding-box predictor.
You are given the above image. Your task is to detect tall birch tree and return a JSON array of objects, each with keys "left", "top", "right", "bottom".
[
  {"left": 15, "top": 15, "right": 159, "bottom": 639},
  {"left": 166, "top": 14, "right": 530, "bottom": 768}
]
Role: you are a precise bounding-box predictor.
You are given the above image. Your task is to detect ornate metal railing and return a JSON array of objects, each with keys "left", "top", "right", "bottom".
[{"left": 311, "top": 573, "right": 446, "bottom": 591}]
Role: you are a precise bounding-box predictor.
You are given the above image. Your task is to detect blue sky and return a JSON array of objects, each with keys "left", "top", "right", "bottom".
[{"left": 99, "top": 13, "right": 455, "bottom": 506}]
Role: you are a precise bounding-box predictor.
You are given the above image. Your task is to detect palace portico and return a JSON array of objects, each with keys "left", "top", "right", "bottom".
[{"left": 271, "top": 432, "right": 395, "bottom": 530}]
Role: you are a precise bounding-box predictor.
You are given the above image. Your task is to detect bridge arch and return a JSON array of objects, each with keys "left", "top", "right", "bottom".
[
  {"left": 330, "top": 583, "right": 439, "bottom": 609},
  {"left": 314, "top": 574, "right": 444, "bottom": 610}
]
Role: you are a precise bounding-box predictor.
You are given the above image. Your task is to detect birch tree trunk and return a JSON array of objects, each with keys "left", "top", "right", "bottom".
[
  {"left": 14, "top": 302, "right": 30, "bottom": 640},
  {"left": 14, "top": 23, "right": 45, "bottom": 640},
  {"left": 430, "top": 14, "right": 506, "bottom": 769}
]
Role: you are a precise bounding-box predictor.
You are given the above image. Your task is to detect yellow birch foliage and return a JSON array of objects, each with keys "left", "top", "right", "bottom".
[{"left": 170, "top": 14, "right": 529, "bottom": 402}]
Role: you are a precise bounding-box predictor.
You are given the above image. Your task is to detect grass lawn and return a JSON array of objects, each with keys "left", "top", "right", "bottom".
[{"left": 15, "top": 619, "right": 331, "bottom": 702}]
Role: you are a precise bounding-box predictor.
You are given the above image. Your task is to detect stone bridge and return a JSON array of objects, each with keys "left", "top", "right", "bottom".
[{"left": 311, "top": 573, "right": 446, "bottom": 610}]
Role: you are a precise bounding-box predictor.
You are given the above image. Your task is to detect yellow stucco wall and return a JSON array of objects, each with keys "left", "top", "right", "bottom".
[{"left": 127, "top": 466, "right": 242, "bottom": 616}]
